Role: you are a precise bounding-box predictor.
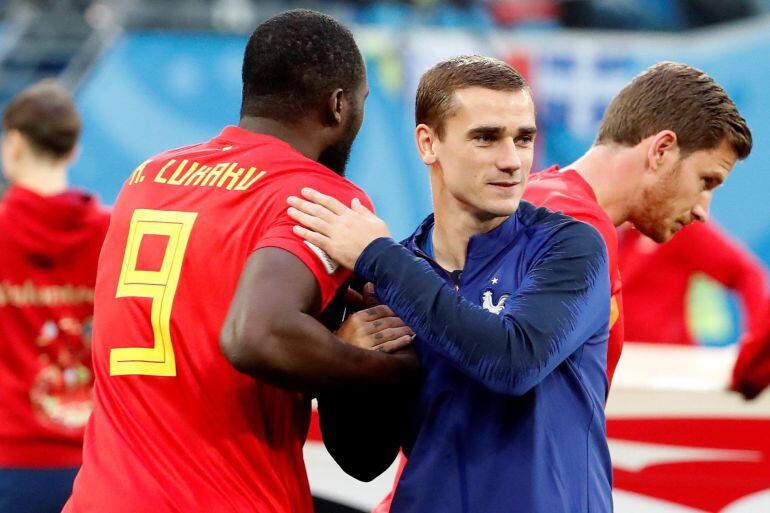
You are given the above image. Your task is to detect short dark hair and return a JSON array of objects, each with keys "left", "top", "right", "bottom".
[
  {"left": 240, "top": 9, "right": 365, "bottom": 123},
  {"left": 2, "top": 80, "right": 80, "bottom": 159},
  {"left": 597, "top": 61, "right": 752, "bottom": 160},
  {"left": 416, "top": 55, "right": 529, "bottom": 139}
]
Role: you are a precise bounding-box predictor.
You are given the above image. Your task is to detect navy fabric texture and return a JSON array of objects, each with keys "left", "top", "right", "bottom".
[
  {"left": 0, "top": 467, "right": 78, "bottom": 513},
  {"left": 355, "top": 201, "right": 613, "bottom": 513}
]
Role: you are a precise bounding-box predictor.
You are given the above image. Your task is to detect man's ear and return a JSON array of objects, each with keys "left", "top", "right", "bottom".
[
  {"left": 415, "top": 124, "right": 438, "bottom": 166},
  {"left": 325, "top": 88, "right": 344, "bottom": 126},
  {"left": 646, "top": 130, "right": 679, "bottom": 172}
]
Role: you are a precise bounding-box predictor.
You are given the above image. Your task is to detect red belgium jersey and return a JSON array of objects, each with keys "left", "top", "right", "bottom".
[
  {"left": 524, "top": 167, "right": 624, "bottom": 385},
  {"left": 64, "top": 126, "right": 372, "bottom": 513}
]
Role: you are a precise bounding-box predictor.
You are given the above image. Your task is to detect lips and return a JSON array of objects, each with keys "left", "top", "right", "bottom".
[{"left": 488, "top": 181, "right": 520, "bottom": 188}]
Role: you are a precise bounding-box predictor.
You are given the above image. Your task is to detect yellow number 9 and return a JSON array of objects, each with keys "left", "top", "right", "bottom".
[{"left": 110, "top": 209, "right": 197, "bottom": 377}]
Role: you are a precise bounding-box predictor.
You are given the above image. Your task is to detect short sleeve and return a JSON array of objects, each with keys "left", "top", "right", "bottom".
[{"left": 253, "top": 171, "right": 374, "bottom": 311}]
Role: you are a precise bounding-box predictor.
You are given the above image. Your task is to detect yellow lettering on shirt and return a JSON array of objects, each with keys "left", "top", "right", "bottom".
[
  {"left": 154, "top": 160, "right": 176, "bottom": 184},
  {"left": 234, "top": 167, "right": 266, "bottom": 191},
  {"left": 128, "top": 159, "right": 151, "bottom": 185},
  {"left": 217, "top": 164, "right": 245, "bottom": 190},
  {"left": 167, "top": 160, "right": 190, "bottom": 185},
  {"left": 200, "top": 162, "right": 232, "bottom": 187},
  {"left": 184, "top": 164, "right": 211, "bottom": 187},
  {"left": 131, "top": 158, "right": 267, "bottom": 192}
]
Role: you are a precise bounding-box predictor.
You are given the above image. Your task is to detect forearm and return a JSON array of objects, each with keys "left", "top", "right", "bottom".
[
  {"left": 222, "top": 311, "right": 417, "bottom": 391},
  {"left": 355, "top": 237, "right": 608, "bottom": 395}
]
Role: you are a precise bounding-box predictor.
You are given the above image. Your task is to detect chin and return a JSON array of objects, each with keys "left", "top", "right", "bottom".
[
  {"left": 630, "top": 221, "right": 667, "bottom": 243},
  {"left": 644, "top": 227, "right": 671, "bottom": 243},
  {"left": 482, "top": 199, "right": 520, "bottom": 218}
]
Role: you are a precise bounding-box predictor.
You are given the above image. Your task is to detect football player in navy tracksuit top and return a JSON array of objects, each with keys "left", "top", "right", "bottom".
[
  {"left": 290, "top": 55, "right": 753, "bottom": 513},
  {"left": 288, "top": 56, "right": 613, "bottom": 513}
]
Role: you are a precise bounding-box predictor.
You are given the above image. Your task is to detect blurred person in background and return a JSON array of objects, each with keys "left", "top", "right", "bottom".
[
  {"left": 732, "top": 301, "right": 770, "bottom": 400},
  {"left": 619, "top": 221, "right": 768, "bottom": 345},
  {"left": 0, "top": 81, "right": 109, "bottom": 513}
]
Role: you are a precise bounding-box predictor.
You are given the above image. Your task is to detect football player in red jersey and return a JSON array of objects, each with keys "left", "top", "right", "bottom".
[
  {"left": 0, "top": 82, "right": 110, "bottom": 513},
  {"left": 64, "top": 10, "right": 416, "bottom": 513},
  {"left": 525, "top": 61, "right": 752, "bottom": 385}
]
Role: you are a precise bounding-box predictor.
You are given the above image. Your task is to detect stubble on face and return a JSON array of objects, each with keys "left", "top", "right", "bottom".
[
  {"left": 318, "top": 80, "right": 367, "bottom": 176},
  {"left": 633, "top": 161, "right": 684, "bottom": 242}
]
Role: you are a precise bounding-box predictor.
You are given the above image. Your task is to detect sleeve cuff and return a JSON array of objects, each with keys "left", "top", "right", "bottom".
[{"left": 354, "top": 237, "right": 403, "bottom": 282}]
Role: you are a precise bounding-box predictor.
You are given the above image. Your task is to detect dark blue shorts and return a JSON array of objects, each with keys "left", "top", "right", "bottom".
[{"left": 0, "top": 467, "right": 78, "bottom": 513}]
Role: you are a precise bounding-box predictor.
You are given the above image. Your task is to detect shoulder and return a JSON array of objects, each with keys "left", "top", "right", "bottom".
[
  {"left": 266, "top": 156, "right": 374, "bottom": 210},
  {"left": 518, "top": 201, "right": 608, "bottom": 262},
  {"left": 525, "top": 171, "right": 615, "bottom": 245}
]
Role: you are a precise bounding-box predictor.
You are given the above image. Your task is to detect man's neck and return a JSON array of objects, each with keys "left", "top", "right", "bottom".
[
  {"left": 431, "top": 194, "right": 508, "bottom": 272},
  {"left": 239, "top": 116, "right": 323, "bottom": 162},
  {"left": 12, "top": 161, "right": 68, "bottom": 196},
  {"left": 567, "top": 145, "right": 641, "bottom": 227}
]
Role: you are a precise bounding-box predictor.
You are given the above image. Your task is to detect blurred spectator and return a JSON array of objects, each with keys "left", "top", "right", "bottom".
[
  {"left": 732, "top": 305, "right": 770, "bottom": 399},
  {"left": 486, "top": 0, "right": 560, "bottom": 27},
  {"left": 0, "top": 81, "right": 109, "bottom": 513},
  {"left": 619, "top": 221, "right": 768, "bottom": 345}
]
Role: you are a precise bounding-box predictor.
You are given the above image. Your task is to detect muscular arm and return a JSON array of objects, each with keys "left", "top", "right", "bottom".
[
  {"left": 355, "top": 223, "right": 610, "bottom": 396},
  {"left": 219, "top": 247, "right": 417, "bottom": 391}
]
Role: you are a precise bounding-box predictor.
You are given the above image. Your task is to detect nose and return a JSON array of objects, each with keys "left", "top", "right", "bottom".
[
  {"left": 692, "top": 193, "right": 710, "bottom": 223},
  {"left": 497, "top": 138, "right": 521, "bottom": 174}
]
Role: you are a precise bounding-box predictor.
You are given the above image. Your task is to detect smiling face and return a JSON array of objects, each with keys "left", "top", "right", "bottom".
[
  {"left": 632, "top": 139, "right": 737, "bottom": 242},
  {"left": 420, "top": 86, "right": 536, "bottom": 222}
]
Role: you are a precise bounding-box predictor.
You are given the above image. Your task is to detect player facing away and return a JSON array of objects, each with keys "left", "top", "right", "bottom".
[
  {"left": 289, "top": 59, "right": 754, "bottom": 513},
  {"left": 64, "top": 10, "right": 416, "bottom": 513},
  {"left": 289, "top": 56, "right": 614, "bottom": 513},
  {"left": 0, "top": 82, "right": 109, "bottom": 513}
]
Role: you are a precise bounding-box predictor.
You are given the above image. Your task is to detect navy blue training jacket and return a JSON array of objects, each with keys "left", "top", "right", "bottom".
[{"left": 354, "top": 201, "right": 613, "bottom": 513}]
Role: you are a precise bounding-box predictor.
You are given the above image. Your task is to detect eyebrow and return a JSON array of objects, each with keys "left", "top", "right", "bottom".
[
  {"left": 516, "top": 125, "right": 538, "bottom": 137},
  {"left": 466, "top": 125, "right": 538, "bottom": 138},
  {"left": 467, "top": 125, "right": 505, "bottom": 139},
  {"left": 710, "top": 173, "right": 725, "bottom": 186}
]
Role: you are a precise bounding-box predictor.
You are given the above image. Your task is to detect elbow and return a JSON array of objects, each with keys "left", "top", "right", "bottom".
[{"left": 219, "top": 316, "right": 275, "bottom": 377}]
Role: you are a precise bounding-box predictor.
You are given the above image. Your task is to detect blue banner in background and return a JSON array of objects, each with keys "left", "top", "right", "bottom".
[{"left": 72, "top": 21, "right": 770, "bottom": 344}]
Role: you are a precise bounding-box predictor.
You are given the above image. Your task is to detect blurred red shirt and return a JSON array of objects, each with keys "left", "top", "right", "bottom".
[
  {"left": 0, "top": 185, "right": 109, "bottom": 468},
  {"left": 618, "top": 221, "right": 767, "bottom": 345}
]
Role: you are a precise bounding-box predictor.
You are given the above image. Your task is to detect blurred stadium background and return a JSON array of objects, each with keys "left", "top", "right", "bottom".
[
  {"left": 1, "top": 0, "right": 769, "bottom": 512},
  {"left": 2, "top": 0, "right": 768, "bottom": 345}
]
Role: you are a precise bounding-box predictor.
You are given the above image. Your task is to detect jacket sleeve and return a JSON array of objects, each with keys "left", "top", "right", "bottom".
[{"left": 354, "top": 221, "right": 611, "bottom": 396}]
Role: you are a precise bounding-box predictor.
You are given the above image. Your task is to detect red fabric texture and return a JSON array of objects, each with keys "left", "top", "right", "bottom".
[
  {"left": 65, "top": 127, "right": 372, "bottom": 513},
  {"left": 0, "top": 185, "right": 109, "bottom": 467},
  {"left": 619, "top": 221, "right": 768, "bottom": 345}
]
